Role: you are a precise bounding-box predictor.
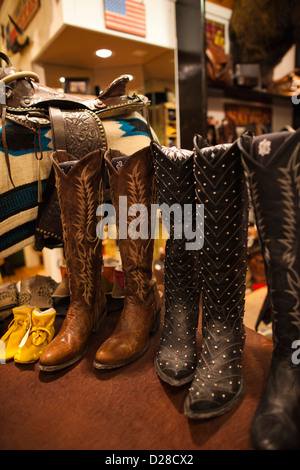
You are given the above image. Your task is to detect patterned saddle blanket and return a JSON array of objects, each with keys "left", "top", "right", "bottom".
[{"left": 0, "top": 53, "right": 154, "bottom": 259}]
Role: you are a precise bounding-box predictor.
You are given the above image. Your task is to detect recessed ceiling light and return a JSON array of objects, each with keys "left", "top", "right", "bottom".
[
  {"left": 59, "top": 77, "right": 65, "bottom": 83},
  {"left": 95, "top": 49, "right": 113, "bottom": 58}
]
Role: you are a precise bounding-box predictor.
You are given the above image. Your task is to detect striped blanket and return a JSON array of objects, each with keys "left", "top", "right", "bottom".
[{"left": 0, "top": 111, "right": 153, "bottom": 259}]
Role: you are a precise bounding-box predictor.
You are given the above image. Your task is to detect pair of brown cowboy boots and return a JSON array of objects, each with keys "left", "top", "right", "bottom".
[{"left": 38, "top": 147, "right": 161, "bottom": 372}]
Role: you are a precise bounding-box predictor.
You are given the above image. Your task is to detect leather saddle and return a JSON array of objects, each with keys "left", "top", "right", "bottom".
[
  {"left": 0, "top": 52, "right": 149, "bottom": 156},
  {"left": 0, "top": 52, "right": 151, "bottom": 250}
]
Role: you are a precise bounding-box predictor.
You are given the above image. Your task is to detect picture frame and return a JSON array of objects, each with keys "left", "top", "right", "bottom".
[
  {"left": 64, "top": 78, "right": 91, "bottom": 95},
  {"left": 12, "top": 0, "right": 40, "bottom": 30},
  {"left": 206, "top": 18, "right": 226, "bottom": 51},
  {"left": 206, "top": 1, "right": 232, "bottom": 54},
  {"left": 225, "top": 103, "right": 273, "bottom": 128},
  {"left": 6, "top": 0, "right": 40, "bottom": 52}
]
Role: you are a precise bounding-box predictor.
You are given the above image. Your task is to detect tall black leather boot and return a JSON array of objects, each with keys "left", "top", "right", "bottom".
[
  {"left": 184, "top": 137, "right": 249, "bottom": 419},
  {"left": 239, "top": 129, "right": 300, "bottom": 450},
  {"left": 151, "top": 141, "right": 204, "bottom": 386}
]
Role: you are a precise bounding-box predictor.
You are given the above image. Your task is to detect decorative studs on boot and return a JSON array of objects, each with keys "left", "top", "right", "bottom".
[
  {"left": 184, "top": 137, "right": 249, "bottom": 419},
  {"left": 151, "top": 142, "right": 202, "bottom": 386}
]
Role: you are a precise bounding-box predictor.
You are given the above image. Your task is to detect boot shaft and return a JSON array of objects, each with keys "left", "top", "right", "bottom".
[
  {"left": 105, "top": 146, "right": 155, "bottom": 213},
  {"left": 51, "top": 149, "right": 105, "bottom": 307},
  {"left": 240, "top": 129, "right": 300, "bottom": 355},
  {"left": 151, "top": 142, "right": 201, "bottom": 294},
  {"left": 194, "top": 138, "right": 249, "bottom": 326},
  {"left": 104, "top": 146, "right": 156, "bottom": 301},
  {"left": 52, "top": 149, "right": 105, "bottom": 237},
  {"left": 240, "top": 131, "right": 300, "bottom": 248},
  {"left": 151, "top": 142, "right": 194, "bottom": 207}
]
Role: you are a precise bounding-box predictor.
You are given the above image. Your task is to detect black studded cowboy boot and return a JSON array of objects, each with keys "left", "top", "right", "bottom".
[
  {"left": 239, "top": 129, "right": 300, "bottom": 450},
  {"left": 184, "top": 137, "right": 249, "bottom": 419},
  {"left": 151, "top": 141, "right": 204, "bottom": 386}
]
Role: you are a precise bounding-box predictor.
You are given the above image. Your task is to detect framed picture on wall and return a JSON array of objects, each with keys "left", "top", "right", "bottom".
[
  {"left": 64, "top": 78, "right": 91, "bottom": 95},
  {"left": 205, "top": 1, "right": 232, "bottom": 54},
  {"left": 225, "top": 103, "right": 273, "bottom": 128},
  {"left": 6, "top": 0, "right": 40, "bottom": 52},
  {"left": 11, "top": 0, "right": 40, "bottom": 30},
  {"left": 206, "top": 18, "right": 226, "bottom": 51}
]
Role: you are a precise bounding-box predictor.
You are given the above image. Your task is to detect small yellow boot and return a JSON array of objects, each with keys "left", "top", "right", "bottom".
[
  {"left": 0, "top": 305, "right": 33, "bottom": 363},
  {"left": 14, "top": 307, "right": 56, "bottom": 364}
]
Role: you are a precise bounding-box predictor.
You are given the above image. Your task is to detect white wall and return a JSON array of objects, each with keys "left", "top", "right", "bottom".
[
  {"left": 0, "top": 0, "right": 176, "bottom": 79},
  {"left": 61, "top": 0, "right": 177, "bottom": 49},
  {"left": 0, "top": 0, "right": 64, "bottom": 72}
]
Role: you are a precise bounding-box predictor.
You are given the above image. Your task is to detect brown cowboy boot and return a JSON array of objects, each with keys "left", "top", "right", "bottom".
[
  {"left": 93, "top": 146, "right": 161, "bottom": 369},
  {"left": 38, "top": 149, "right": 107, "bottom": 371}
]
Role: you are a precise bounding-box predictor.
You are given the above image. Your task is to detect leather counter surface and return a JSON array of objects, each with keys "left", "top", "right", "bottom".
[{"left": 0, "top": 307, "right": 272, "bottom": 450}]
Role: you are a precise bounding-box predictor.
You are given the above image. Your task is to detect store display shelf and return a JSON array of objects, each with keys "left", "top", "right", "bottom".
[{"left": 208, "top": 80, "right": 292, "bottom": 105}]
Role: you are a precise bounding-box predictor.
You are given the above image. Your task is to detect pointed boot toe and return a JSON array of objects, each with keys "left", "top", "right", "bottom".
[
  {"left": 184, "top": 394, "right": 215, "bottom": 418},
  {"left": 94, "top": 338, "right": 132, "bottom": 369},
  {"left": 38, "top": 345, "right": 58, "bottom": 369},
  {"left": 94, "top": 322, "right": 150, "bottom": 370},
  {"left": 250, "top": 414, "right": 300, "bottom": 450},
  {"left": 184, "top": 377, "right": 245, "bottom": 419},
  {"left": 38, "top": 337, "right": 86, "bottom": 371},
  {"left": 250, "top": 417, "right": 282, "bottom": 451},
  {"left": 154, "top": 355, "right": 195, "bottom": 386}
]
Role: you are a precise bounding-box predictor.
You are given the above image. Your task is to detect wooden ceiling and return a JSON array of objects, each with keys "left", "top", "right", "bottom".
[{"left": 35, "top": 25, "right": 175, "bottom": 81}]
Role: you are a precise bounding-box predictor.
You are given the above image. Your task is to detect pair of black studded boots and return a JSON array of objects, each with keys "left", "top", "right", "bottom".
[
  {"left": 152, "top": 128, "right": 300, "bottom": 449},
  {"left": 151, "top": 137, "right": 249, "bottom": 419}
]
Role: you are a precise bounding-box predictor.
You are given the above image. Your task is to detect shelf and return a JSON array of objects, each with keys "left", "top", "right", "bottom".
[
  {"left": 149, "top": 102, "right": 177, "bottom": 147},
  {"left": 208, "top": 80, "right": 292, "bottom": 106}
]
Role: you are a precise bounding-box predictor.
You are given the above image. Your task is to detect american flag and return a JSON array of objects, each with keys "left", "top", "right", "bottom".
[{"left": 104, "top": 0, "right": 146, "bottom": 38}]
